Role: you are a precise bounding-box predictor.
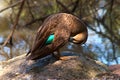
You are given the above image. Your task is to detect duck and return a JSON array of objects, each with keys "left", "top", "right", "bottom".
[{"left": 26, "top": 13, "right": 88, "bottom": 60}]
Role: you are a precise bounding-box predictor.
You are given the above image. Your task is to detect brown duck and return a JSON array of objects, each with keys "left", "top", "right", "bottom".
[{"left": 26, "top": 13, "right": 88, "bottom": 60}]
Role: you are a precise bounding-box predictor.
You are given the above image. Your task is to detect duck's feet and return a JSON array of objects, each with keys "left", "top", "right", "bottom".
[{"left": 59, "top": 56, "right": 70, "bottom": 61}]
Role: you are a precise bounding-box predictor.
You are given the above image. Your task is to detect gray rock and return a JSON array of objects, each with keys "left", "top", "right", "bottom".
[{"left": 0, "top": 53, "right": 109, "bottom": 80}]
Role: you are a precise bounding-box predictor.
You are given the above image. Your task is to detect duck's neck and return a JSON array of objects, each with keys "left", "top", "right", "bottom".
[{"left": 45, "top": 34, "right": 54, "bottom": 45}]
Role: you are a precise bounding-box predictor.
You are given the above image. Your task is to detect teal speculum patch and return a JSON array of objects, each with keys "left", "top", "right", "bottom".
[{"left": 45, "top": 34, "right": 54, "bottom": 45}]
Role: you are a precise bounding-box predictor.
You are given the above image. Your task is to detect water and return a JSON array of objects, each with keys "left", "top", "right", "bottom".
[
  {"left": 87, "top": 29, "right": 120, "bottom": 65},
  {"left": 0, "top": 37, "right": 3, "bottom": 43}
]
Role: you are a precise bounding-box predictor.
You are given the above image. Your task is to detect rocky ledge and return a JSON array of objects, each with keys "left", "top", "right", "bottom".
[{"left": 0, "top": 52, "right": 119, "bottom": 80}]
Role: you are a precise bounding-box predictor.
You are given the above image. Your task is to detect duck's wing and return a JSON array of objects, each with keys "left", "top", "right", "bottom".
[
  {"left": 33, "top": 25, "right": 52, "bottom": 52},
  {"left": 26, "top": 25, "right": 51, "bottom": 56},
  {"left": 26, "top": 26, "right": 70, "bottom": 60}
]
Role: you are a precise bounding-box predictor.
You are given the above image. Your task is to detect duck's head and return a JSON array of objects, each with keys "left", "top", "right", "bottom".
[{"left": 69, "top": 31, "right": 88, "bottom": 44}]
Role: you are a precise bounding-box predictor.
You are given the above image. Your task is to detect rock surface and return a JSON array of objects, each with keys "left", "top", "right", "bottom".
[
  {"left": 109, "top": 64, "right": 120, "bottom": 76},
  {"left": 0, "top": 52, "right": 117, "bottom": 80}
]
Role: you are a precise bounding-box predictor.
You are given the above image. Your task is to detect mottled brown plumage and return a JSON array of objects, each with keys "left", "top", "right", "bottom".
[{"left": 26, "top": 13, "right": 88, "bottom": 60}]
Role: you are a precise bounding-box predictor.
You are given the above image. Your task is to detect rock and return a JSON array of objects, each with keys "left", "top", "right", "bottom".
[
  {"left": 109, "top": 64, "right": 120, "bottom": 76},
  {"left": 0, "top": 52, "right": 112, "bottom": 80}
]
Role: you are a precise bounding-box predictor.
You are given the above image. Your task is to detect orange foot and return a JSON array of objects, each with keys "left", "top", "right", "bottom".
[{"left": 59, "top": 56, "right": 70, "bottom": 61}]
